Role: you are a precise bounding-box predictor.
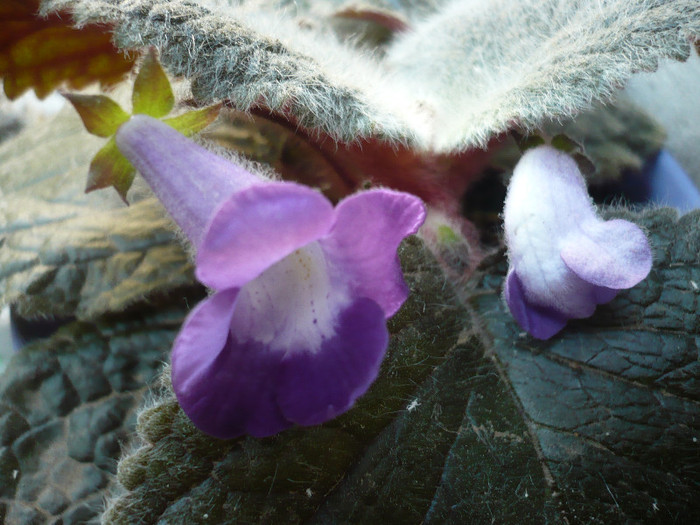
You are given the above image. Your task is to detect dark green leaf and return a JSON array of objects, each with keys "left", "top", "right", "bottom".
[
  {"left": 0, "top": 289, "right": 203, "bottom": 524},
  {"left": 132, "top": 48, "right": 175, "bottom": 119},
  {"left": 468, "top": 208, "right": 700, "bottom": 523},
  {"left": 62, "top": 93, "right": 130, "bottom": 138},
  {"left": 103, "top": 209, "right": 700, "bottom": 523}
]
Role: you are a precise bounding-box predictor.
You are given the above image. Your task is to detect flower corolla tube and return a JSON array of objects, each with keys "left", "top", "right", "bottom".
[
  {"left": 115, "top": 115, "right": 426, "bottom": 438},
  {"left": 503, "top": 145, "right": 652, "bottom": 340}
]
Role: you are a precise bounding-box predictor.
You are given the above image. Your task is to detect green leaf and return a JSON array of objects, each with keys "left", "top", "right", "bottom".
[
  {"left": 0, "top": 109, "right": 194, "bottom": 320},
  {"left": 0, "top": 289, "right": 203, "bottom": 524},
  {"left": 132, "top": 47, "right": 175, "bottom": 118},
  {"left": 162, "top": 104, "right": 222, "bottom": 136},
  {"left": 102, "top": 210, "right": 700, "bottom": 523},
  {"left": 86, "top": 137, "right": 136, "bottom": 201},
  {"left": 62, "top": 93, "right": 130, "bottom": 138}
]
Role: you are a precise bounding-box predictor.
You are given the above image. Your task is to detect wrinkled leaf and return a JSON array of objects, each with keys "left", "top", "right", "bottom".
[
  {"left": 0, "top": 109, "right": 194, "bottom": 320},
  {"left": 63, "top": 93, "right": 130, "bottom": 137},
  {"left": 132, "top": 48, "right": 174, "bottom": 118},
  {"left": 102, "top": 209, "right": 700, "bottom": 523},
  {"left": 86, "top": 137, "right": 136, "bottom": 200},
  {"left": 0, "top": 0, "right": 136, "bottom": 99},
  {"left": 40, "top": 0, "right": 700, "bottom": 150},
  {"left": 0, "top": 288, "right": 203, "bottom": 524}
]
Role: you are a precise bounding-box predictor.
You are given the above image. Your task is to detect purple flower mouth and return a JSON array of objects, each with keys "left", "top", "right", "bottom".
[
  {"left": 116, "top": 115, "right": 426, "bottom": 438},
  {"left": 503, "top": 145, "right": 653, "bottom": 340}
]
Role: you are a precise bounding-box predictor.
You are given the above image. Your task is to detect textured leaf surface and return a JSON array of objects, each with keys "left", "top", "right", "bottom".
[
  {"left": 0, "top": 109, "right": 194, "bottom": 319},
  {"left": 0, "top": 0, "right": 136, "bottom": 99},
  {"left": 468, "top": 208, "right": 700, "bottom": 523},
  {"left": 387, "top": 0, "right": 700, "bottom": 150},
  {"left": 0, "top": 291, "right": 201, "bottom": 524},
  {"left": 103, "top": 210, "right": 700, "bottom": 523},
  {"left": 41, "top": 0, "right": 699, "bottom": 151}
]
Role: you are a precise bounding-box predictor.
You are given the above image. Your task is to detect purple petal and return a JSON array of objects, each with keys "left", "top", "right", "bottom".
[
  {"left": 116, "top": 115, "right": 259, "bottom": 246},
  {"left": 560, "top": 219, "right": 652, "bottom": 289},
  {"left": 320, "top": 189, "right": 426, "bottom": 317},
  {"left": 197, "top": 183, "right": 335, "bottom": 290},
  {"left": 171, "top": 290, "right": 291, "bottom": 439},
  {"left": 277, "top": 297, "right": 388, "bottom": 426},
  {"left": 504, "top": 270, "right": 568, "bottom": 340}
]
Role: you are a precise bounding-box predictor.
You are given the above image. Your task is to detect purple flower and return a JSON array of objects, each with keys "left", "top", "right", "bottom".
[
  {"left": 503, "top": 145, "right": 652, "bottom": 340},
  {"left": 115, "top": 115, "right": 426, "bottom": 438}
]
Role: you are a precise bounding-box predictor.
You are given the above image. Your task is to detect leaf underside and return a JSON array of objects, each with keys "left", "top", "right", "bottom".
[{"left": 40, "top": 0, "right": 700, "bottom": 151}]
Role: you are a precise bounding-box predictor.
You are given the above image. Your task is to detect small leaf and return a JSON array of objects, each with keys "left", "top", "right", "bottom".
[
  {"left": 63, "top": 93, "right": 130, "bottom": 137},
  {"left": 132, "top": 48, "right": 175, "bottom": 118},
  {"left": 162, "top": 104, "right": 222, "bottom": 136},
  {"left": 512, "top": 131, "right": 546, "bottom": 152},
  {"left": 87, "top": 137, "right": 136, "bottom": 201}
]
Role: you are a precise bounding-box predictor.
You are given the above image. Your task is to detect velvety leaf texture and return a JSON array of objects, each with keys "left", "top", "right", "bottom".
[
  {"left": 40, "top": 0, "right": 700, "bottom": 151},
  {"left": 0, "top": 291, "right": 201, "bottom": 524},
  {"left": 101, "top": 210, "right": 699, "bottom": 524},
  {"left": 0, "top": 109, "right": 194, "bottom": 320}
]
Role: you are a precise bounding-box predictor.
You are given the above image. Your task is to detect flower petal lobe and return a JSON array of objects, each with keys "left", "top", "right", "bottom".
[
  {"left": 504, "top": 269, "right": 568, "bottom": 340},
  {"left": 197, "top": 183, "right": 335, "bottom": 290},
  {"left": 561, "top": 219, "right": 652, "bottom": 289}
]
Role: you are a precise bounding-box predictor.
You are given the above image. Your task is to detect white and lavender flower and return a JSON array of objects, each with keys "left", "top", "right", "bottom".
[
  {"left": 115, "top": 115, "right": 426, "bottom": 438},
  {"left": 503, "top": 145, "right": 652, "bottom": 340}
]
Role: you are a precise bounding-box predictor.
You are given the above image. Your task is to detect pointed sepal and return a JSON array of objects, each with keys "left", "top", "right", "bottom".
[
  {"left": 163, "top": 104, "right": 222, "bottom": 136},
  {"left": 132, "top": 48, "right": 175, "bottom": 118},
  {"left": 63, "top": 93, "right": 130, "bottom": 138},
  {"left": 87, "top": 137, "right": 136, "bottom": 203}
]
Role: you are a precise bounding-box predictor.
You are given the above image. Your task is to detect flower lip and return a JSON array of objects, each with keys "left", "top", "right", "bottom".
[
  {"left": 196, "top": 182, "right": 335, "bottom": 291},
  {"left": 503, "top": 145, "right": 652, "bottom": 340}
]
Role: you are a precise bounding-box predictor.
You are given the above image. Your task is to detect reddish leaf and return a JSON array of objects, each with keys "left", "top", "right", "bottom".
[{"left": 0, "top": 0, "right": 136, "bottom": 99}]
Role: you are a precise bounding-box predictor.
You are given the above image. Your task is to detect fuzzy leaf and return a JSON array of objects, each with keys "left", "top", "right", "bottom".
[
  {"left": 132, "top": 48, "right": 174, "bottom": 118},
  {"left": 0, "top": 109, "right": 194, "bottom": 320},
  {"left": 0, "top": 290, "right": 202, "bottom": 524},
  {"left": 63, "top": 93, "right": 130, "bottom": 137},
  {"left": 100, "top": 209, "right": 700, "bottom": 523},
  {"left": 162, "top": 104, "right": 222, "bottom": 136},
  {"left": 0, "top": 0, "right": 136, "bottom": 99},
  {"left": 86, "top": 137, "right": 136, "bottom": 200},
  {"left": 40, "top": 0, "right": 700, "bottom": 151}
]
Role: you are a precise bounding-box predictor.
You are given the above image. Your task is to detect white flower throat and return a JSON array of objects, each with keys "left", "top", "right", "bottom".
[{"left": 230, "top": 242, "right": 347, "bottom": 353}]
